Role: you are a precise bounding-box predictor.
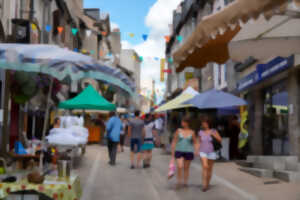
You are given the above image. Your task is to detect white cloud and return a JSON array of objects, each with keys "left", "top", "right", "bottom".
[
  {"left": 121, "top": 40, "right": 134, "bottom": 49},
  {"left": 111, "top": 22, "right": 120, "bottom": 30},
  {"left": 122, "top": 0, "right": 183, "bottom": 102}
]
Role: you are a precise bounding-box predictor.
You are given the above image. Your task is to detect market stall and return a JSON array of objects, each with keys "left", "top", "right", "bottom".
[
  {"left": 58, "top": 85, "right": 116, "bottom": 144},
  {"left": 0, "top": 43, "right": 134, "bottom": 199}
]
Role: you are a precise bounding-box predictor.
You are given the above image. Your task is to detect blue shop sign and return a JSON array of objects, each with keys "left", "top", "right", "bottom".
[
  {"left": 237, "top": 71, "right": 259, "bottom": 91},
  {"left": 256, "top": 55, "right": 294, "bottom": 81},
  {"left": 237, "top": 55, "right": 294, "bottom": 91}
]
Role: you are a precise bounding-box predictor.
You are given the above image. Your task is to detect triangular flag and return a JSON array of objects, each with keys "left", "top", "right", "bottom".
[
  {"left": 90, "top": 50, "right": 95, "bottom": 55},
  {"left": 74, "top": 48, "right": 78, "bottom": 52},
  {"left": 107, "top": 52, "right": 112, "bottom": 57},
  {"left": 168, "top": 58, "right": 173, "bottom": 63},
  {"left": 101, "top": 31, "right": 107, "bottom": 36},
  {"left": 142, "top": 34, "right": 148, "bottom": 41},
  {"left": 81, "top": 49, "right": 87, "bottom": 53},
  {"left": 57, "top": 26, "right": 64, "bottom": 34},
  {"left": 99, "top": 50, "right": 104, "bottom": 57},
  {"left": 176, "top": 35, "right": 183, "bottom": 42},
  {"left": 31, "top": 24, "right": 37, "bottom": 31},
  {"left": 45, "top": 25, "right": 52, "bottom": 32},
  {"left": 86, "top": 30, "right": 92, "bottom": 37},
  {"left": 139, "top": 56, "right": 143, "bottom": 62},
  {"left": 129, "top": 33, "right": 135, "bottom": 38},
  {"left": 154, "top": 57, "right": 159, "bottom": 61},
  {"left": 132, "top": 55, "right": 136, "bottom": 60},
  {"left": 164, "top": 35, "right": 170, "bottom": 43},
  {"left": 72, "top": 28, "right": 78, "bottom": 35}
]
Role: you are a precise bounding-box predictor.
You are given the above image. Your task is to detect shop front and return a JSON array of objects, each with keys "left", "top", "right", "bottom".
[{"left": 237, "top": 55, "right": 300, "bottom": 157}]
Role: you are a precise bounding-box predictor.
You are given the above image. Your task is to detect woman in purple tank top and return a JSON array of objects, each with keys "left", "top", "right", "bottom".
[{"left": 199, "top": 117, "right": 222, "bottom": 192}]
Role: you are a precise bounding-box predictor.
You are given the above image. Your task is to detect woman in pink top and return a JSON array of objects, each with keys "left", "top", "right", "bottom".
[{"left": 199, "top": 117, "right": 222, "bottom": 192}]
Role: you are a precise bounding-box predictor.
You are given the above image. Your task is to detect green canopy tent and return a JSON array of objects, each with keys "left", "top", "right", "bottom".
[{"left": 59, "top": 85, "right": 116, "bottom": 111}]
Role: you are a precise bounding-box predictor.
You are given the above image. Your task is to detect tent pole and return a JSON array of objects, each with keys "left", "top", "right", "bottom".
[
  {"left": 1, "top": 70, "right": 10, "bottom": 156},
  {"left": 42, "top": 77, "right": 54, "bottom": 141}
]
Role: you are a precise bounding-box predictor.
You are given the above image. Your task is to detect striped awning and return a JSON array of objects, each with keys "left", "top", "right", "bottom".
[{"left": 173, "top": 0, "right": 288, "bottom": 72}]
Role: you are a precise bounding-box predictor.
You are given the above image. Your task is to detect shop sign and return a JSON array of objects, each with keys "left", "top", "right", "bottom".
[
  {"left": 237, "top": 55, "right": 294, "bottom": 91},
  {"left": 257, "top": 55, "right": 294, "bottom": 81},
  {"left": 237, "top": 71, "right": 258, "bottom": 91}
]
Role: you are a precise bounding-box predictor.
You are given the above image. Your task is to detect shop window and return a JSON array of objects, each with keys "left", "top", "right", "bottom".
[{"left": 263, "top": 80, "right": 289, "bottom": 155}]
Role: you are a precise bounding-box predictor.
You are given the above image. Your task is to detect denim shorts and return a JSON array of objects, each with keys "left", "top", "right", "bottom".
[
  {"left": 199, "top": 152, "right": 218, "bottom": 160},
  {"left": 130, "top": 138, "right": 141, "bottom": 153}
]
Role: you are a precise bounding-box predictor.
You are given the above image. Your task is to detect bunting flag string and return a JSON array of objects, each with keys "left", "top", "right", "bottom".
[{"left": 129, "top": 33, "right": 135, "bottom": 38}]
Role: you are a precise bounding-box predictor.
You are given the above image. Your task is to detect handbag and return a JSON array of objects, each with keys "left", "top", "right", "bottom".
[{"left": 212, "top": 135, "right": 222, "bottom": 151}]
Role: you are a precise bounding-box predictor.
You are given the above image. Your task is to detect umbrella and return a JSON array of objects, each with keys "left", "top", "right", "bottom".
[
  {"left": 58, "top": 85, "right": 116, "bottom": 111},
  {"left": 0, "top": 44, "right": 135, "bottom": 142},
  {"left": 184, "top": 89, "right": 247, "bottom": 109},
  {"left": 0, "top": 44, "right": 134, "bottom": 95},
  {"left": 155, "top": 87, "right": 199, "bottom": 112}
]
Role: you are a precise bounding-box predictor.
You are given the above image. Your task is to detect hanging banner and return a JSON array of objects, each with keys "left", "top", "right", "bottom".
[
  {"left": 239, "top": 106, "right": 248, "bottom": 149},
  {"left": 185, "top": 72, "right": 193, "bottom": 82},
  {"left": 160, "top": 58, "right": 165, "bottom": 82}
]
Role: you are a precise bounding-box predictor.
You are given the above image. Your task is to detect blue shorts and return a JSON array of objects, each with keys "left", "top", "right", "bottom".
[{"left": 130, "top": 138, "right": 141, "bottom": 153}]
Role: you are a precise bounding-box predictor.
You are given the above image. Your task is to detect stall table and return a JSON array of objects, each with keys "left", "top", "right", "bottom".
[{"left": 0, "top": 175, "right": 81, "bottom": 200}]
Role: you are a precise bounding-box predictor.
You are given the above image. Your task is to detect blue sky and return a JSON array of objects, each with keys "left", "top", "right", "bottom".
[
  {"left": 84, "top": 0, "right": 155, "bottom": 45},
  {"left": 84, "top": 0, "right": 183, "bottom": 102}
]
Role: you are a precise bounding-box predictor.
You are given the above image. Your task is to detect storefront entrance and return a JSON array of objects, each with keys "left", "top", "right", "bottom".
[{"left": 263, "top": 79, "right": 289, "bottom": 155}]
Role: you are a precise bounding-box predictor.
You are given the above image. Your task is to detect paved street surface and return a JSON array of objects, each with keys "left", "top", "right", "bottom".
[{"left": 75, "top": 145, "right": 300, "bottom": 200}]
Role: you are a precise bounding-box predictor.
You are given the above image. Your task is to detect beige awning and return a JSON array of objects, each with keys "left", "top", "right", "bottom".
[{"left": 173, "top": 0, "right": 288, "bottom": 72}]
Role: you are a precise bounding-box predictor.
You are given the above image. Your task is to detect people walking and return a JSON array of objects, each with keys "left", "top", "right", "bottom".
[
  {"left": 128, "top": 110, "right": 145, "bottom": 169},
  {"left": 106, "top": 112, "right": 123, "bottom": 166},
  {"left": 199, "top": 117, "right": 222, "bottom": 192},
  {"left": 119, "top": 116, "right": 128, "bottom": 152},
  {"left": 141, "top": 114, "right": 157, "bottom": 168},
  {"left": 171, "top": 117, "right": 198, "bottom": 189},
  {"left": 154, "top": 114, "right": 164, "bottom": 147}
]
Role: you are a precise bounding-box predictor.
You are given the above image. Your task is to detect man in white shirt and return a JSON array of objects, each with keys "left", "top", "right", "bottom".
[{"left": 154, "top": 115, "right": 164, "bottom": 147}]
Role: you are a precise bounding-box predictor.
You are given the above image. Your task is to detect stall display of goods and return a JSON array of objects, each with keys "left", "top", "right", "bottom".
[
  {"left": 46, "top": 116, "right": 88, "bottom": 146},
  {"left": 0, "top": 175, "right": 82, "bottom": 200}
]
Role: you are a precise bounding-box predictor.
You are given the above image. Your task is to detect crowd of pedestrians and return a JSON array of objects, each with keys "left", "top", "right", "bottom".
[{"left": 105, "top": 110, "right": 222, "bottom": 192}]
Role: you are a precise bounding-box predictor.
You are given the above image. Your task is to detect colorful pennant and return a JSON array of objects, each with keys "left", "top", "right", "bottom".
[
  {"left": 86, "top": 30, "right": 92, "bottom": 37},
  {"left": 164, "top": 35, "right": 170, "bottom": 43},
  {"left": 99, "top": 50, "right": 104, "bottom": 57},
  {"left": 57, "top": 26, "right": 64, "bottom": 34},
  {"left": 139, "top": 56, "right": 143, "bottom": 62},
  {"left": 142, "top": 34, "right": 148, "bottom": 41},
  {"left": 101, "top": 31, "right": 107, "bottom": 36},
  {"left": 45, "top": 25, "right": 52, "bottom": 32},
  {"left": 154, "top": 57, "right": 159, "bottom": 61},
  {"left": 90, "top": 50, "right": 95, "bottom": 55},
  {"left": 168, "top": 58, "right": 174, "bottom": 63},
  {"left": 176, "top": 35, "right": 183, "bottom": 42},
  {"left": 74, "top": 48, "right": 79, "bottom": 52},
  {"left": 31, "top": 24, "right": 37, "bottom": 31},
  {"left": 129, "top": 33, "right": 135, "bottom": 38},
  {"left": 81, "top": 49, "right": 87, "bottom": 53},
  {"left": 72, "top": 28, "right": 78, "bottom": 36}
]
